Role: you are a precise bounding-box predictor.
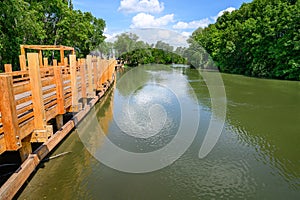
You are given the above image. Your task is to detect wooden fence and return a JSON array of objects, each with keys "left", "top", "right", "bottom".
[{"left": 0, "top": 53, "right": 116, "bottom": 160}]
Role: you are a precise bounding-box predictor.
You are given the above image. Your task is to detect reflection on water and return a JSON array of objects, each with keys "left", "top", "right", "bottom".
[{"left": 18, "top": 65, "right": 300, "bottom": 199}]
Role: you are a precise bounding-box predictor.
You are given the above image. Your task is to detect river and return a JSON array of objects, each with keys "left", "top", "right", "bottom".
[{"left": 18, "top": 64, "right": 300, "bottom": 199}]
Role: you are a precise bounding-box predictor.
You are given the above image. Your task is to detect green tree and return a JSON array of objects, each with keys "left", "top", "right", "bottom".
[{"left": 191, "top": 0, "right": 300, "bottom": 80}]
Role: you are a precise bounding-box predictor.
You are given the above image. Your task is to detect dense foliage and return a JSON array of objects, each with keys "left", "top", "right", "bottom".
[
  {"left": 120, "top": 48, "right": 187, "bottom": 66},
  {"left": 0, "top": 0, "right": 105, "bottom": 70},
  {"left": 95, "top": 33, "right": 187, "bottom": 66},
  {"left": 191, "top": 0, "right": 300, "bottom": 80}
]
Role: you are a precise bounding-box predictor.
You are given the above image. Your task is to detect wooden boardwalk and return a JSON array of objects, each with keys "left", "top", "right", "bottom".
[{"left": 0, "top": 45, "right": 117, "bottom": 199}]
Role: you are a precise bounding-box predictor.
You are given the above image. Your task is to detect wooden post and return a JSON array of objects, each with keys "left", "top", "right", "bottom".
[
  {"left": 19, "top": 55, "right": 27, "bottom": 71},
  {"left": 4, "top": 64, "right": 12, "bottom": 72},
  {"left": 19, "top": 135, "right": 32, "bottom": 162},
  {"left": 80, "top": 59, "right": 87, "bottom": 107},
  {"left": 0, "top": 75, "right": 21, "bottom": 150},
  {"left": 43, "top": 58, "right": 48, "bottom": 68},
  {"left": 38, "top": 50, "right": 43, "bottom": 68},
  {"left": 53, "top": 59, "right": 58, "bottom": 66},
  {"left": 27, "top": 53, "right": 51, "bottom": 143},
  {"left": 53, "top": 60, "right": 65, "bottom": 130},
  {"left": 54, "top": 66, "right": 65, "bottom": 114},
  {"left": 99, "top": 59, "right": 104, "bottom": 86},
  {"left": 60, "top": 48, "right": 64, "bottom": 66},
  {"left": 93, "top": 57, "right": 98, "bottom": 90},
  {"left": 70, "top": 54, "right": 79, "bottom": 112},
  {"left": 64, "top": 57, "right": 68, "bottom": 66},
  {"left": 87, "top": 55, "right": 95, "bottom": 97},
  {"left": 20, "top": 45, "right": 25, "bottom": 56},
  {"left": 96, "top": 57, "right": 101, "bottom": 90},
  {"left": 56, "top": 114, "right": 64, "bottom": 130}
]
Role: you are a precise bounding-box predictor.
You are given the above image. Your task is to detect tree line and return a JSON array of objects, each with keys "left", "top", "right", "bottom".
[
  {"left": 191, "top": 0, "right": 299, "bottom": 80},
  {"left": 96, "top": 33, "right": 189, "bottom": 66},
  {"left": 0, "top": 0, "right": 106, "bottom": 70}
]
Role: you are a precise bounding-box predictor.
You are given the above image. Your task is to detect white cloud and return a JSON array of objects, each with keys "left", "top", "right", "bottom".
[
  {"left": 130, "top": 29, "right": 189, "bottom": 47},
  {"left": 172, "top": 7, "right": 236, "bottom": 30},
  {"left": 213, "top": 7, "right": 236, "bottom": 21},
  {"left": 130, "top": 13, "right": 174, "bottom": 28},
  {"left": 104, "top": 28, "right": 121, "bottom": 42},
  {"left": 118, "top": 0, "right": 164, "bottom": 14},
  {"left": 181, "top": 31, "right": 192, "bottom": 37},
  {"left": 173, "top": 18, "right": 211, "bottom": 29}
]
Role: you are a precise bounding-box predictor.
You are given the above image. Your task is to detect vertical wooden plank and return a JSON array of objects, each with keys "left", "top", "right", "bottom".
[
  {"left": 96, "top": 57, "right": 101, "bottom": 89},
  {"left": 64, "top": 57, "right": 68, "bottom": 67},
  {"left": 4, "top": 64, "right": 12, "bottom": 72},
  {"left": 80, "top": 59, "right": 87, "bottom": 107},
  {"left": 60, "top": 48, "right": 64, "bottom": 66},
  {"left": 93, "top": 56, "right": 98, "bottom": 90},
  {"left": 38, "top": 50, "right": 43, "bottom": 68},
  {"left": 0, "top": 75, "right": 21, "bottom": 150},
  {"left": 105, "top": 60, "right": 110, "bottom": 83},
  {"left": 56, "top": 114, "right": 64, "bottom": 130},
  {"left": 70, "top": 54, "right": 78, "bottom": 111},
  {"left": 27, "top": 53, "right": 46, "bottom": 130},
  {"left": 86, "top": 55, "right": 94, "bottom": 97},
  {"left": 20, "top": 45, "right": 25, "bottom": 56},
  {"left": 19, "top": 135, "right": 32, "bottom": 162},
  {"left": 53, "top": 59, "right": 58, "bottom": 67},
  {"left": 54, "top": 66, "right": 65, "bottom": 114},
  {"left": 43, "top": 58, "right": 48, "bottom": 68},
  {"left": 99, "top": 59, "right": 104, "bottom": 85},
  {"left": 19, "top": 55, "right": 27, "bottom": 71}
]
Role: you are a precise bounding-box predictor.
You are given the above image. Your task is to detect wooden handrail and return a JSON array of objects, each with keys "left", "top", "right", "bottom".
[{"left": 0, "top": 52, "right": 117, "bottom": 157}]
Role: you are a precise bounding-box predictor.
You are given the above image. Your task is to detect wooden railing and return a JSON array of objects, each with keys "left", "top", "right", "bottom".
[{"left": 0, "top": 53, "right": 116, "bottom": 157}]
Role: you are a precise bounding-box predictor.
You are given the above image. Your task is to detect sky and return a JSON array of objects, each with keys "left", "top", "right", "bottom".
[{"left": 73, "top": 0, "right": 251, "bottom": 45}]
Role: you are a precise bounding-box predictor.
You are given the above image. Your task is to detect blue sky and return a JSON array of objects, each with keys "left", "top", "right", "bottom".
[{"left": 73, "top": 0, "right": 251, "bottom": 41}]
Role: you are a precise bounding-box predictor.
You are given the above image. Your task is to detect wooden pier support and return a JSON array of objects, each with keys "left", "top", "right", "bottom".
[
  {"left": 28, "top": 53, "right": 53, "bottom": 143},
  {"left": 70, "top": 54, "right": 79, "bottom": 112},
  {"left": 80, "top": 59, "right": 88, "bottom": 107}
]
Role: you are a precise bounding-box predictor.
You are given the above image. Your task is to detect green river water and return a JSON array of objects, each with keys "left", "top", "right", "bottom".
[{"left": 18, "top": 65, "right": 300, "bottom": 199}]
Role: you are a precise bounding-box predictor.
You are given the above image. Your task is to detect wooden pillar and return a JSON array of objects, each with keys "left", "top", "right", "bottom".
[
  {"left": 60, "top": 48, "right": 64, "bottom": 66},
  {"left": 64, "top": 57, "right": 68, "bottom": 67},
  {"left": 99, "top": 59, "right": 104, "bottom": 85},
  {"left": 53, "top": 61, "right": 65, "bottom": 130},
  {"left": 54, "top": 66, "right": 65, "bottom": 114},
  {"left": 20, "top": 45, "right": 25, "bottom": 56},
  {"left": 27, "top": 53, "right": 51, "bottom": 143},
  {"left": 53, "top": 59, "right": 58, "bottom": 67},
  {"left": 80, "top": 59, "right": 87, "bottom": 107},
  {"left": 0, "top": 75, "right": 21, "bottom": 151},
  {"left": 87, "top": 55, "right": 95, "bottom": 97},
  {"left": 105, "top": 60, "right": 110, "bottom": 83},
  {"left": 4, "top": 64, "right": 12, "bottom": 73},
  {"left": 43, "top": 58, "right": 48, "bottom": 68},
  {"left": 70, "top": 54, "right": 79, "bottom": 112},
  {"left": 96, "top": 57, "right": 101, "bottom": 90},
  {"left": 38, "top": 50, "right": 43, "bottom": 68},
  {"left": 19, "top": 135, "right": 32, "bottom": 162},
  {"left": 19, "top": 55, "right": 27, "bottom": 71},
  {"left": 55, "top": 114, "right": 64, "bottom": 130},
  {"left": 93, "top": 56, "right": 98, "bottom": 91}
]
